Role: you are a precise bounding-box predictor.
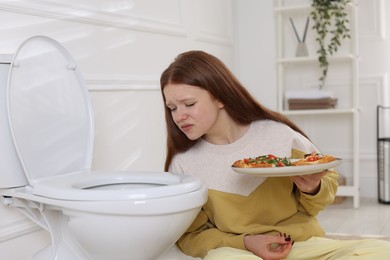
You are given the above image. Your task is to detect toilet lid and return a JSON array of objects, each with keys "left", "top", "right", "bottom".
[{"left": 7, "top": 36, "right": 94, "bottom": 185}]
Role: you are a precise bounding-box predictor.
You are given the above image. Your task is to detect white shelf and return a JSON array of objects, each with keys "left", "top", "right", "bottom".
[
  {"left": 274, "top": 5, "right": 311, "bottom": 14},
  {"left": 281, "top": 108, "right": 357, "bottom": 116},
  {"left": 337, "top": 185, "right": 360, "bottom": 209},
  {"left": 274, "top": 0, "right": 360, "bottom": 208},
  {"left": 277, "top": 55, "right": 356, "bottom": 65},
  {"left": 274, "top": 2, "right": 354, "bottom": 14}
]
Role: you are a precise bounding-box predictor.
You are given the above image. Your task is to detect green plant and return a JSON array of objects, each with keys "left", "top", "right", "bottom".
[{"left": 311, "top": 0, "right": 351, "bottom": 89}]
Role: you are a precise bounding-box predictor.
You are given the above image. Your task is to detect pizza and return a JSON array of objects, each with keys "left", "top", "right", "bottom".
[
  {"left": 232, "top": 154, "right": 292, "bottom": 168},
  {"left": 292, "top": 152, "right": 336, "bottom": 166},
  {"left": 232, "top": 152, "right": 336, "bottom": 168}
]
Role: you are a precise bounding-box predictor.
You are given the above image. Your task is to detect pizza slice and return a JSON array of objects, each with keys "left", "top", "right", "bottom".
[
  {"left": 232, "top": 154, "right": 292, "bottom": 168},
  {"left": 292, "top": 152, "right": 336, "bottom": 166}
]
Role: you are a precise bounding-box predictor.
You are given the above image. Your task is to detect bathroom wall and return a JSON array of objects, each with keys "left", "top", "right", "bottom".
[
  {"left": 354, "top": 0, "right": 390, "bottom": 197},
  {"left": 0, "top": 0, "right": 236, "bottom": 257}
]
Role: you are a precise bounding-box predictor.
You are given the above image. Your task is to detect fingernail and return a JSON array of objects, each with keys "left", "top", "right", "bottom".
[
  {"left": 292, "top": 241, "right": 295, "bottom": 245},
  {"left": 285, "top": 237, "right": 291, "bottom": 242}
]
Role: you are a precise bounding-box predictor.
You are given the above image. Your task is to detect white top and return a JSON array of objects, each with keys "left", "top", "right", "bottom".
[{"left": 169, "top": 120, "right": 318, "bottom": 196}]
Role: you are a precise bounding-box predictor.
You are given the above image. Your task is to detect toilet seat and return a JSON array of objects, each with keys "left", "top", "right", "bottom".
[{"left": 31, "top": 170, "right": 203, "bottom": 201}]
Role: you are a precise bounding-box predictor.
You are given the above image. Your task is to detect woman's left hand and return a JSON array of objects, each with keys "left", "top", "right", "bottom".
[{"left": 290, "top": 170, "right": 328, "bottom": 195}]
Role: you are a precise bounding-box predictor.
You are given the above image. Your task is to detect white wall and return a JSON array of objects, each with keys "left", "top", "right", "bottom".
[
  {"left": 0, "top": 0, "right": 236, "bottom": 257},
  {"left": 356, "top": 0, "right": 390, "bottom": 197},
  {"left": 233, "top": 0, "right": 277, "bottom": 110}
]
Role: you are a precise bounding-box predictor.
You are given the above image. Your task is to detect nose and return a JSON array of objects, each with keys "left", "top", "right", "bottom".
[{"left": 174, "top": 107, "right": 188, "bottom": 122}]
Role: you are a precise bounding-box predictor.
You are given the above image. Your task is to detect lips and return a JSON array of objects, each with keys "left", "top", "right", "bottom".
[{"left": 180, "top": 123, "right": 193, "bottom": 132}]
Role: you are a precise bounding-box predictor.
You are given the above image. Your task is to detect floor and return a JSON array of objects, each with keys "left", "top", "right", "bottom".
[
  {"left": 318, "top": 197, "right": 390, "bottom": 237},
  {"left": 3, "top": 197, "right": 390, "bottom": 260}
]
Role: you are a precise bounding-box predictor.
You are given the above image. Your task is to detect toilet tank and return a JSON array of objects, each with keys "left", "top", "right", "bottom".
[{"left": 0, "top": 54, "right": 28, "bottom": 188}]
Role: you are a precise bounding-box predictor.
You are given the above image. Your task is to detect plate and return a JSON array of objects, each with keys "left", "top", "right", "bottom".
[{"left": 232, "top": 158, "right": 342, "bottom": 177}]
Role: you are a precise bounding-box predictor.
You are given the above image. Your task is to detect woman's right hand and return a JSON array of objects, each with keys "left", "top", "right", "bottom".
[{"left": 244, "top": 233, "right": 293, "bottom": 260}]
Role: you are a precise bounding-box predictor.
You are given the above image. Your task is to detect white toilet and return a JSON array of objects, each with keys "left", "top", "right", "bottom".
[{"left": 0, "top": 36, "right": 207, "bottom": 260}]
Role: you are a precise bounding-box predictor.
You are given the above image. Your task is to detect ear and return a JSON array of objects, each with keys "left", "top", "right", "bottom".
[{"left": 217, "top": 100, "right": 224, "bottom": 109}]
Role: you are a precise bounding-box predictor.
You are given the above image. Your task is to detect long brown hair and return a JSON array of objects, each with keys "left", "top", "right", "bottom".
[{"left": 160, "top": 50, "right": 307, "bottom": 171}]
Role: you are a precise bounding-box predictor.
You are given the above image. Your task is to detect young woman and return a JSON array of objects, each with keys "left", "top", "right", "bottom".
[{"left": 160, "top": 50, "right": 390, "bottom": 260}]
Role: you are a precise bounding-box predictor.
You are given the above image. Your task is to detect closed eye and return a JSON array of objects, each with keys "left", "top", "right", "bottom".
[{"left": 167, "top": 106, "right": 176, "bottom": 112}]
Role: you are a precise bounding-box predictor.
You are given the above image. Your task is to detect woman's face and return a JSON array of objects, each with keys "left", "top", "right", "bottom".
[{"left": 163, "top": 83, "right": 223, "bottom": 140}]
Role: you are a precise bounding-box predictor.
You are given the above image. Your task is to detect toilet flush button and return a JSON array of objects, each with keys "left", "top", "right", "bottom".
[
  {"left": 12, "top": 59, "right": 20, "bottom": 68},
  {"left": 67, "top": 63, "right": 76, "bottom": 70}
]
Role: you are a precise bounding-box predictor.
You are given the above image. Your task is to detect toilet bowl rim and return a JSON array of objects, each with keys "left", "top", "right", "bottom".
[
  {"left": 1, "top": 184, "right": 208, "bottom": 216},
  {"left": 27, "top": 170, "right": 205, "bottom": 201}
]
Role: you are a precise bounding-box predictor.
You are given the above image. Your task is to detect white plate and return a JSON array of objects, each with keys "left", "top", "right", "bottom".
[{"left": 232, "top": 158, "right": 342, "bottom": 177}]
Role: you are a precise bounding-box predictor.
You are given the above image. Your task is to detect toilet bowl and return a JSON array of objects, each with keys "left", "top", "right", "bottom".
[{"left": 0, "top": 36, "right": 207, "bottom": 260}]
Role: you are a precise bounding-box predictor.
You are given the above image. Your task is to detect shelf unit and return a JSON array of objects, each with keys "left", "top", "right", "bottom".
[{"left": 274, "top": 0, "right": 360, "bottom": 208}]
